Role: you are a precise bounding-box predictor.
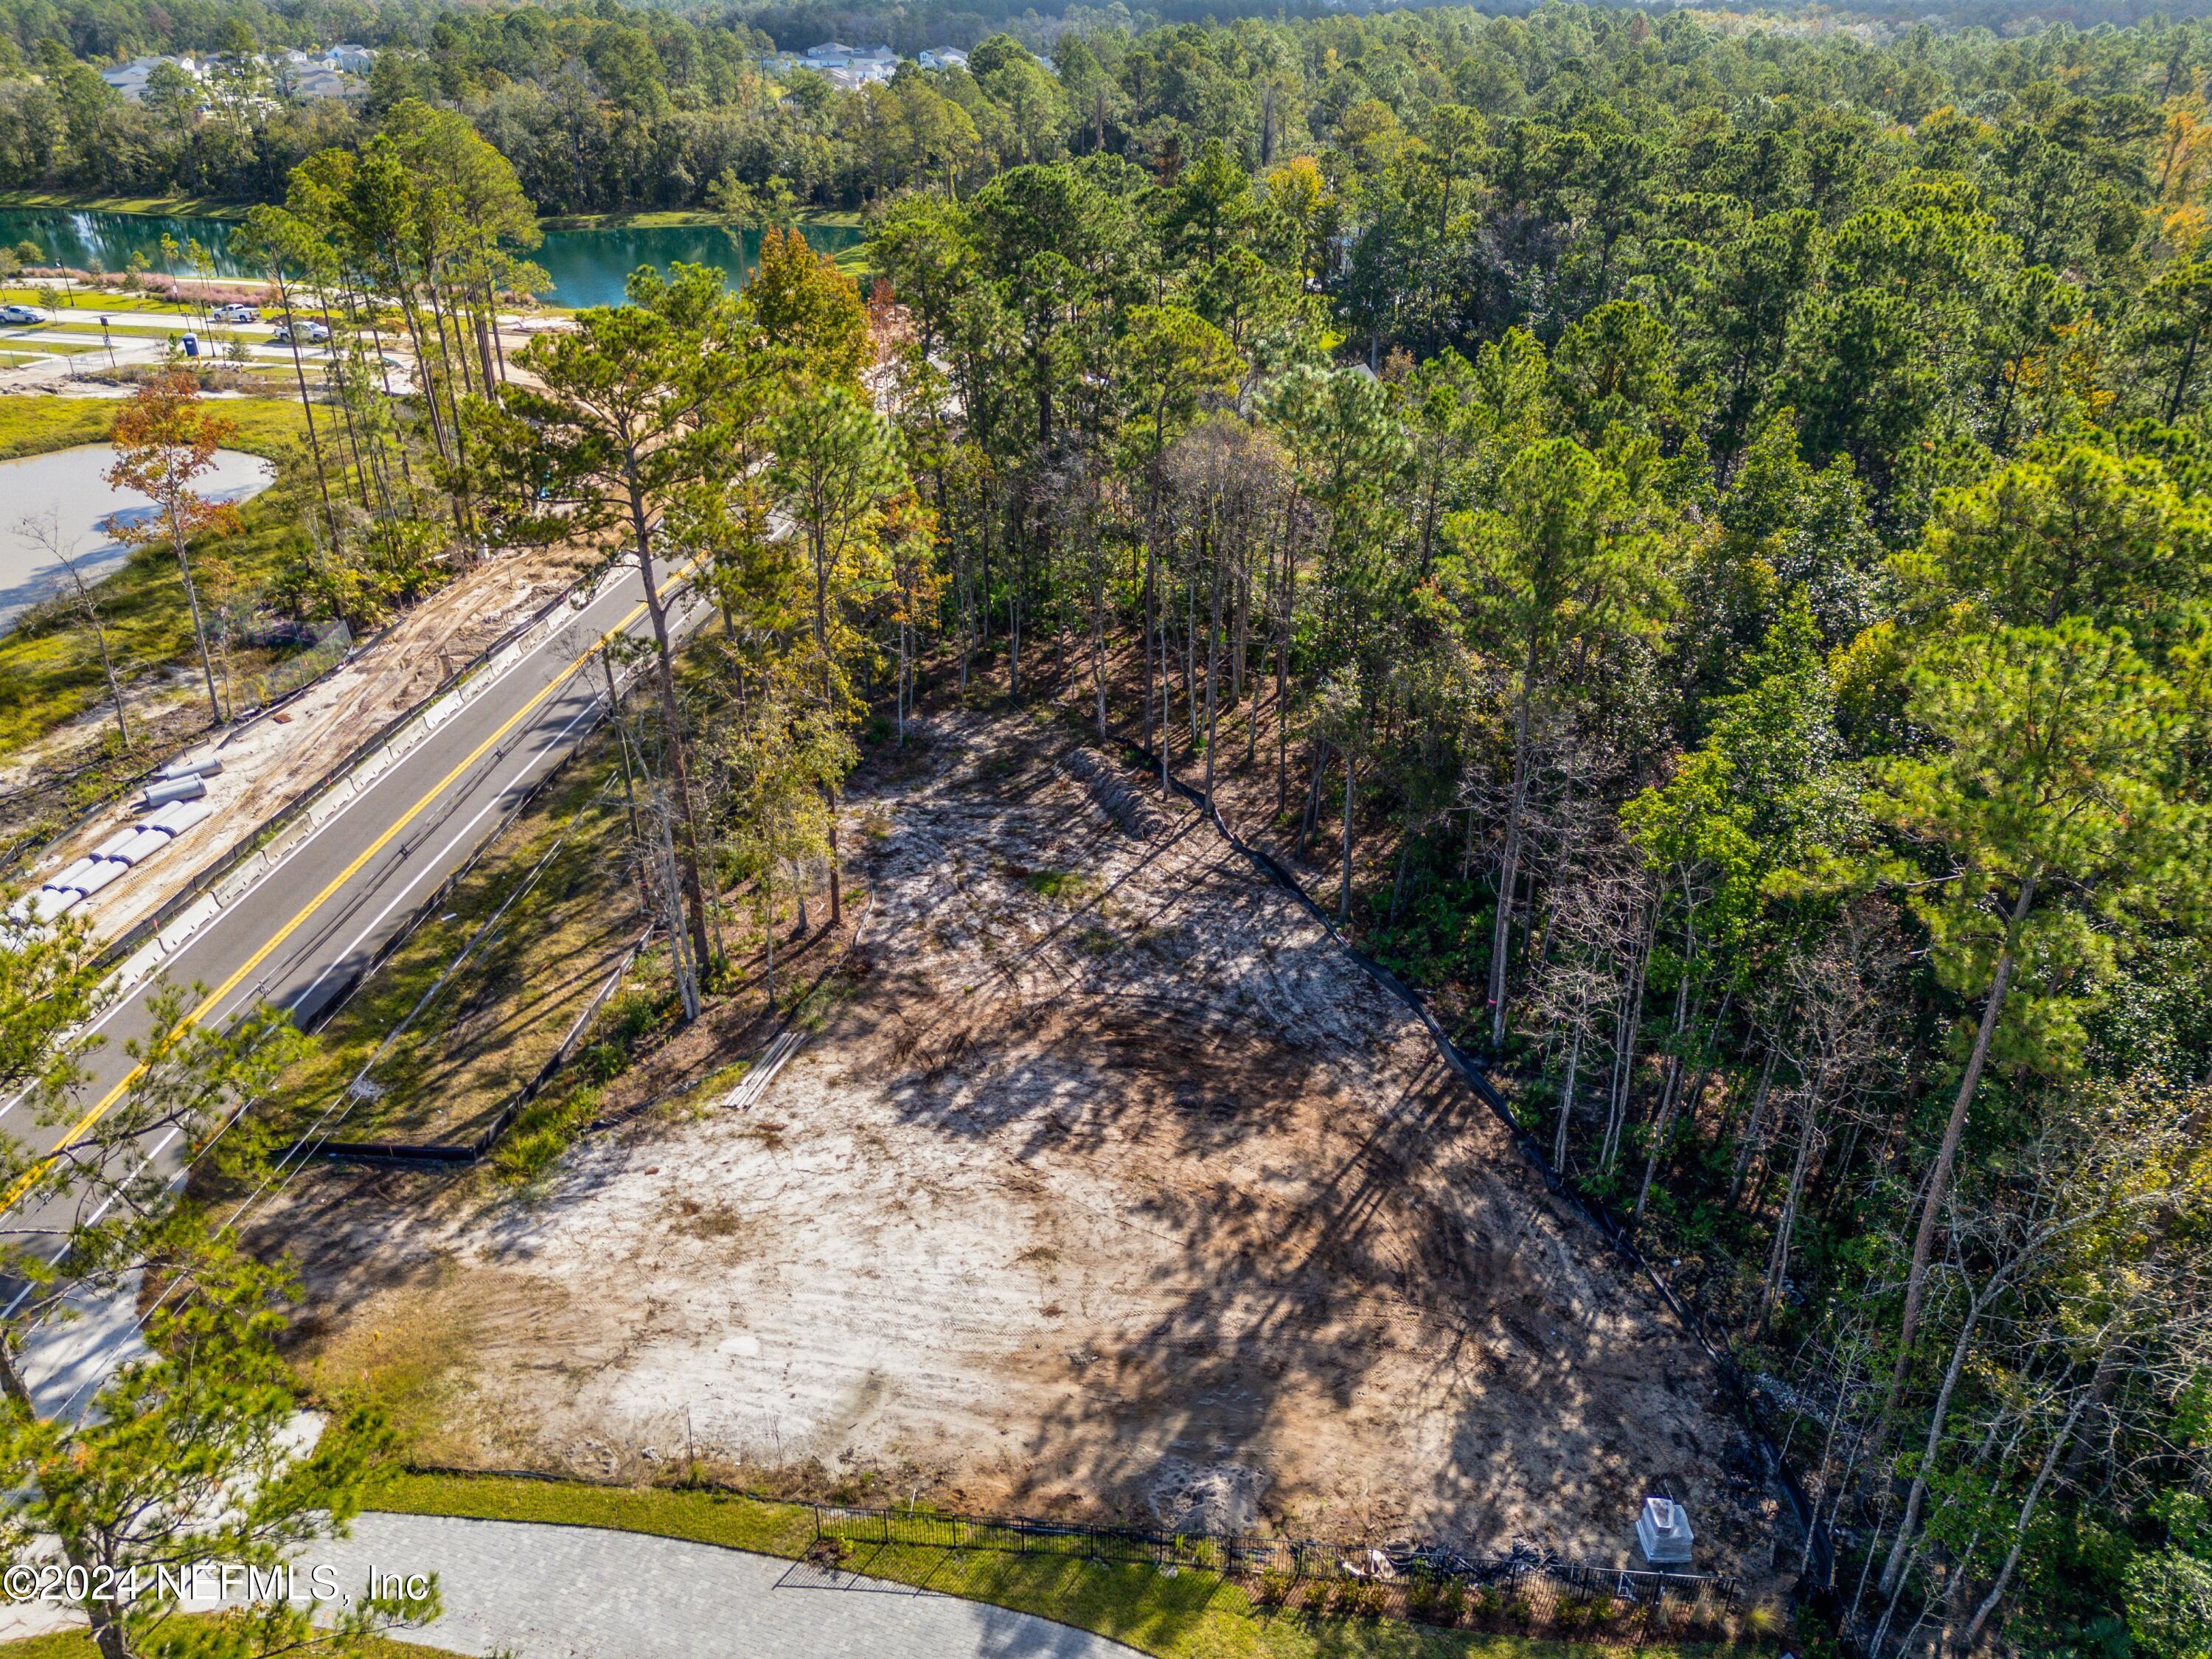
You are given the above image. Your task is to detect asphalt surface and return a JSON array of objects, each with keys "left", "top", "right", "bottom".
[
  {"left": 0, "top": 1512, "right": 1152, "bottom": 1655},
  {"left": 0, "top": 552, "right": 698, "bottom": 1245}
]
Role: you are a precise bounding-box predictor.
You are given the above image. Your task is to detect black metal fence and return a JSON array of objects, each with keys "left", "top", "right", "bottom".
[
  {"left": 238, "top": 618, "right": 352, "bottom": 712},
  {"left": 1113, "top": 739, "right": 1834, "bottom": 1600},
  {"left": 1, "top": 619, "right": 357, "bottom": 874},
  {"left": 813, "top": 1503, "right": 1737, "bottom": 1636}
]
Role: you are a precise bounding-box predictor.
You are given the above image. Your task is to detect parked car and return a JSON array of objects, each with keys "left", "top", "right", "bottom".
[
  {"left": 271, "top": 319, "right": 330, "bottom": 344},
  {"left": 211, "top": 303, "right": 260, "bottom": 324},
  {"left": 0, "top": 304, "right": 49, "bottom": 325}
]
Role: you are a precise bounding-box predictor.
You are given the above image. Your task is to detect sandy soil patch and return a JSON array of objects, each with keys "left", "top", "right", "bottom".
[{"left": 270, "top": 707, "right": 1795, "bottom": 1585}]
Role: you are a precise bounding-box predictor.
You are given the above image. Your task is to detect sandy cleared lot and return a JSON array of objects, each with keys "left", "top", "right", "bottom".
[{"left": 273, "top": 707, "right": 1794, "bottom": 1584}]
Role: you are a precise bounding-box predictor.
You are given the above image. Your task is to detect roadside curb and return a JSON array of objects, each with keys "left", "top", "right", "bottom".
[{"left": 97, "top": 559, "right": 632, "bottom": 1001}]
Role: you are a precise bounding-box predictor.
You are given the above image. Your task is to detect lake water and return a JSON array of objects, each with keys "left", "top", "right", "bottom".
[
  {"left": 0, "top": 444, "right": 275, "bottom": 633},
  {"left": 0, "top": 209, "right": 863, "bottom": 310}
]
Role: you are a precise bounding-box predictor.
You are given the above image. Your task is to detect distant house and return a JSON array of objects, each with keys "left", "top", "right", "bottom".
[
  {"left": 801, "top": 43, "right": 894, "bottom": 85},
  {"left": 918, "top": 46, "right": 969, "bottom": 70},
  {"left": 99, "top": 58, "right": 160, "bottom": 100},
  {"left": 288, "top": 66, "right": 352, "bottom": 99},
  {"left": 100, "top": 54, "right": 203, "bottom": 102},
  {"left": 326, "top": 43, "right": 375, "bottom": 72},
  {"left": 268, "top": 46, "right": 366, "bottom": 99}
]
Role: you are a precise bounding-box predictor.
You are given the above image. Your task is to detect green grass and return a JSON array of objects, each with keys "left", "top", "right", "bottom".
[
  {"left": 0, "top": 288, "right": 212, "bottom": 316},
  {"left": 1026, "top": 868, "right": 1102, "bottom": 905},
  {"left": 0, "top": 188, "right": 255, "bottom": 218},
  {"left": 266, "top": 732, "right": 639, "bottom": 1152},
  {"left": 211, "top": 398, "right": 310, "bottom": 458},
  {"left": 0, "top": 400, "right": 116, "bottom": 460},
  {"left": 369, "top": 1472, "right": 1749, "bottom": 1659},
  {"left": 534, "top": 206, "right": 866, "bottom": 231},
  {"left": 0, "top": 397, "right": 307, "bottom": 765},
  {"left": 0, "top": 392, "right": 304, "bottom": 463}
]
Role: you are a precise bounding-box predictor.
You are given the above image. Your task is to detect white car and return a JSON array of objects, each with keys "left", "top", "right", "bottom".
[
  {"left": 212, "top": 302, "right": 260, "bottom": 323},
  {"left": 0, "top": 304, "right": 49, "bottom": 325},
  {"left": 271, "top": 319, "right": 330, "bottom": 344}
]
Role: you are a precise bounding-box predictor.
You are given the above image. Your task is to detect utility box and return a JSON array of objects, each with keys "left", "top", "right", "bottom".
[{"left": 1637, "top": 1496, "right": 1694, "bottom": 1567}]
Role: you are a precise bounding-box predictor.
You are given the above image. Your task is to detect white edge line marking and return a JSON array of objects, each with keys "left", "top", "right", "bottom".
[{"left": 0, "top": 570, "right": 642, "bottom": 1123}]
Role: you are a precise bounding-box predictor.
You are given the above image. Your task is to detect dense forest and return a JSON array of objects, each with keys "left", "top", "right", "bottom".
[
  {"left": 834, "top": 21, "right": 2212, "bottom": 1659},
  {"left": 7, "top": 0, "right": 2212, "bottom": 211},
  {"left": 4, "top": 1, "right": 2212, "bottom": 1655}
]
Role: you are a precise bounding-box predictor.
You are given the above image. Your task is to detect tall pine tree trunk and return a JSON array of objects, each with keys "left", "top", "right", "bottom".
[
  {"left": 1489, "top": 650, "right": 1538, "bottom": 1048},
  {"left": 627, "top": 476, "right": 714, "bottom": 981},
  {"left": 1883, "top": 872, "right": 2039, "bottom": 1427}
]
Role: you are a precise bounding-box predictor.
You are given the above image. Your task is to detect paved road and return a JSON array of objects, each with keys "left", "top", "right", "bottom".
[
  {"left": 0, "top": 327, "right": 161, "bottom": 388},
  {"left": 331, "top": 1514, "right": 1147, "bottom": 1658},
  {"left": 0, "top": 1512, "right": 1151, "bottom": 1657},
  {"left": 1, "top": 553, "right": 695, "bottom": 1280},
  {"left": 0, "top": 324, "right": 414, "bottom": 392}
]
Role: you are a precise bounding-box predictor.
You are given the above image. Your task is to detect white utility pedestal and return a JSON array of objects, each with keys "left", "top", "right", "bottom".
[{"left": 1637, "top": 1496, "right": 1694, "bottom": 1567}]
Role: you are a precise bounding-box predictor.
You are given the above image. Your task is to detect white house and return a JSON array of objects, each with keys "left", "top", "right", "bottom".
[
  {"left": 268, "top": 47, "right": 367, "bottom": 99},
  {"left": 918, "top": 46, "right": 970, "bottom": 70},
  {"left": 799, "top": 42, "right": 895, "bottom": 85},
  {"left": 326, "top": 43, "right": 375, "bottom": 72}
]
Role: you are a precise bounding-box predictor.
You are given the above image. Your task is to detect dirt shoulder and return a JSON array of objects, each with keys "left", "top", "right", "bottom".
[
  {"left": 12, "top": 543, "right": 594, "bottom": 943},
  {"left": 264, "top": 700, "right": 1795, "bottom": 1592}
]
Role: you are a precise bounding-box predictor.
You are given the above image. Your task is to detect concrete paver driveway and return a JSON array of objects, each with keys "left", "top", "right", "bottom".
[{"left": 319, "top": 1512, "right": 1150, "bottom": 1659}]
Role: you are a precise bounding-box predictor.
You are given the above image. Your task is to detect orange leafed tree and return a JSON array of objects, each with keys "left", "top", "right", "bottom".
[
  {"left": 745, "top": 226, "right": 869, "bottom": 389},
  {"left": 105, "top": 369, "right": 242, "bottom": 725}
]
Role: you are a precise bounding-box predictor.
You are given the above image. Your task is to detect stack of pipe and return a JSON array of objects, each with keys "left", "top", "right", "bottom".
[{"left": 7, "top": 783, "right": 219, "bottom": 932}]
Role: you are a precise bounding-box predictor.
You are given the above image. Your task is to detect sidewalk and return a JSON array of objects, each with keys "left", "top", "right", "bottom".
[
  {"left": 0, "top": 1512, "right": 1150, "bottom": 1656},
  {"left": 314, "top": 1512, "right": 1150, "bottom": 1659}
]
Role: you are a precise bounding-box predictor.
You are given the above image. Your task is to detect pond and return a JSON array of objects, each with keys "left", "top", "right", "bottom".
[
  {"left": 0, "top": 444, "right": 275, "bottom": 633},
  {"left": 0, "top": 209, "right": 863, "bottom": 310}
]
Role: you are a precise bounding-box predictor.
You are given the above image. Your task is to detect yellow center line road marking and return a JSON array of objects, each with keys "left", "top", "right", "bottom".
[{"left": 4, "top": 571, "right": 678, "bottom": 1214}]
